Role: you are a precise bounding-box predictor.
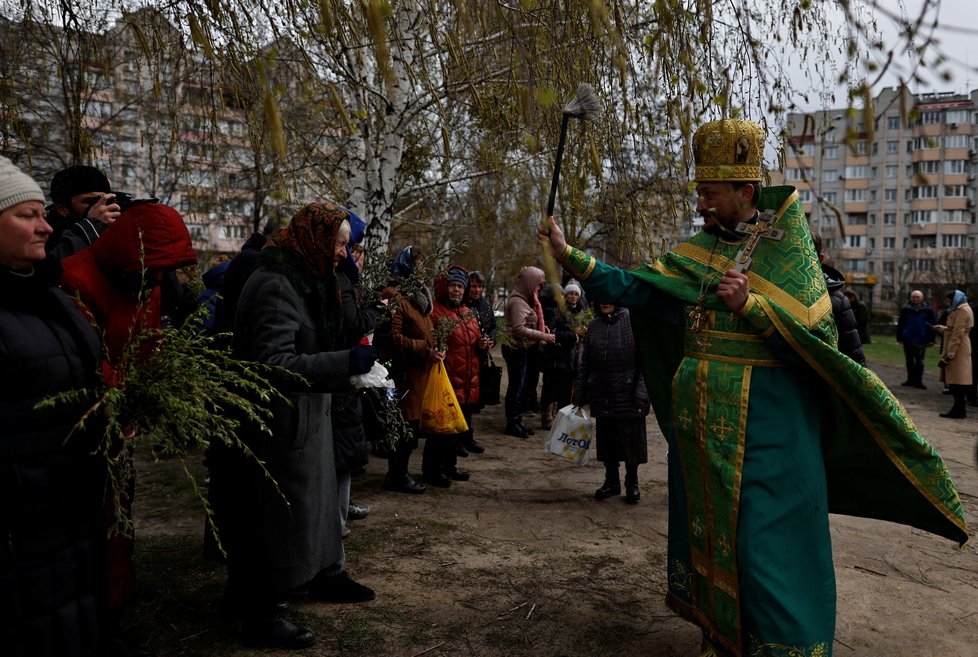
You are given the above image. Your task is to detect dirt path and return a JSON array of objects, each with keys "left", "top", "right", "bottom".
[{"left": 133, "top": 356, "right": 978, "bottom": 657}]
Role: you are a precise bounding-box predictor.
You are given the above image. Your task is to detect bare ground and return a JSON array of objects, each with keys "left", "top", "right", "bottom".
[{"left": 131, "top": 356, "right": 978, "bottom": 657}]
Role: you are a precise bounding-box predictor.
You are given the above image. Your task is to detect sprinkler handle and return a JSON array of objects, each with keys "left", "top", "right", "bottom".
[{"left": 546, "top": 114, "right": 570, "bottom": 218}]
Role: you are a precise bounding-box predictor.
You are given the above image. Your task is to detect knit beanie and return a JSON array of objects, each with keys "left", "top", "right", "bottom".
[
  {"left": 50, "top": 165, "right": 111, "bottom": 204},
  {"left": 564, "top": 280, "right": 582, "bottom": 296},
  {"left": 446, "top": 267, "right": 469, "bottom": 288},
  {"left": 0, "top": 156, "right": 45, "bottom": 213}
]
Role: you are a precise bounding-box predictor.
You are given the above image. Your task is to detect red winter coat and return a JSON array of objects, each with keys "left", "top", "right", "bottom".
[
  {"left": 431, "top": 268, "right": 481, "bottom": 406},
  {"left": 60, "top": 203, "right": 197, "bottom": 367},
  {"left": 58, "top": 203, "right": 195, "bottom": 610}
]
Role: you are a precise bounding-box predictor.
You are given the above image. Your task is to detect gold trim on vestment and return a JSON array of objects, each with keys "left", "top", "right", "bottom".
[
  {"left": 755, "top": 296, "right": 969, "bottom": 540},
  {"left": 731, "top": 366, "right": 750, "bottom": 535},
  {"left": 672, "top": 242, "right": 831, "bottom": 328}
]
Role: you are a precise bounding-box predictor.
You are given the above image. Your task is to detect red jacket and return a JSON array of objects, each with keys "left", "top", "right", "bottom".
[
  {"left": 60, "top": 203, "right": 197, "bottom": 368},
  {"left": 431, "top": 267, "right": 481, "bottom": 406}
]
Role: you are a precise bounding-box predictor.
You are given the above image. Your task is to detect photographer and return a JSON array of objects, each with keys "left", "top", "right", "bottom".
[{"left": 46, "top": 165, "right": 123, "bottom": 259}]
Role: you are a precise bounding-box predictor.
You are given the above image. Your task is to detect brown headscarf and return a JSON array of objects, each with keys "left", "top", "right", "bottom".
[
  {"left": 264, "top": 202, "right": 350, "bottom": 281},
  {"left": 261, "top": 202, "right": 351, "bottom": 349}
]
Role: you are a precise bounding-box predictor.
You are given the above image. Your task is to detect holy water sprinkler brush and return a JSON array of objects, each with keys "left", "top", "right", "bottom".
[{"left": 545, "top": 83, "right": 602, "bottom": 218}]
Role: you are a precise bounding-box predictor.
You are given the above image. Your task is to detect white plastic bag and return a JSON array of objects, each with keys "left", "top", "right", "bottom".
[
  {"left": 544, "top": 404, "right": 593, "bottom": 465},
  {"left": 350, "top": 360, "right": 395, "bottom": 390}
]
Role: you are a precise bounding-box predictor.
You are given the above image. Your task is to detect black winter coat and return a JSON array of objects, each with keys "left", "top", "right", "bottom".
[
  {"left": 332, "top": 267, "right": 379, "bottom": 471},
  {"left": 573, "top": 307, "right": 649, "bottom": 417},
  {"left": 0, "top": 256, "right": 106, "bottom": 657},
  {"left": 823, "top": 264, "right": 866, "bottom": 366}
]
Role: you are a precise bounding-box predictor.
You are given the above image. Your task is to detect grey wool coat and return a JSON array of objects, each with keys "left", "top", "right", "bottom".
[{"left": 230, "top": 266, "right": 353, "bottom": 590}]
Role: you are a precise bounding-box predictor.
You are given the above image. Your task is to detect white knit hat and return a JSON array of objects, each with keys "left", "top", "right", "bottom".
[
  {"left": 0, "top": 156, "right": 45, "bottom": 212},
  {"left": 564, "top": 280, "right": 583, "bottom": 296}
]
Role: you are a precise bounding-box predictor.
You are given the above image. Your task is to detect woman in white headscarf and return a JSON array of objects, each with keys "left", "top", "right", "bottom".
[{"left": 933, "top": 289, "right": 973, "bottom": 418}]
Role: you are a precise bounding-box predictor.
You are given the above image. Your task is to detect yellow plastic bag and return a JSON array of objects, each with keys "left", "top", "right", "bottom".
[{"left": 420, "top": 361, "right": 469, "bottom": 434}]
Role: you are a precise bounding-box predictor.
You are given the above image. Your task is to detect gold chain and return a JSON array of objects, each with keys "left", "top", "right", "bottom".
[{"left": 689, "top": 237, "right": 721, "bottom": 333}]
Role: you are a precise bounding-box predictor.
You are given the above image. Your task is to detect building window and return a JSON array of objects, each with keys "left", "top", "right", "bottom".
[
  {"left": 844, "top": 165, "right": 869, "bottom": 178},
  {"left": 885, "top": 165, "right": 897, "bottom": 178},
  {"left": 918, "top": 110, "right": 942, "bottom": 125},
  {"left": 944, "top": 210, "right": 972, "bottom": 223},
  {"left": 823, "top": 192, "right": 837, "bottom": 204},
  {"left": 823, "top": 169, "right": 839, "bottom": 182},
  {"left": 883, "top": 212, "right": 896, "bottom": 224},
  {"left": 186, "top": 223, "right": 207, "bottom": 240},
  {"left": 887, "top": 115, "right": 900, "bottom": 130},
  {"left": 787, "top": 167, "right": 813, "bottom": 179},
  {"left": 883, "top": 261, "right": 895, "bottom": 273},
  {"left": 846, "top": 212, "right": 867, "bottom": 225},
  {"left": 944, "top": 160, "right": 969, "bottom": 174},
  {"left": 222, "top": 225, "right": 250, "bottom": 240},
  {"left": 910, "top": 186, "right": 939, "bottom": 199},
  {"left": 846, "top": 235, "right": 864, "bottom": 248},
  {"left": 855, "top": 140, "right": 869, "bottom": 155},
  {"left": 942, "top": 234, "right": 965, "bottom": 247},
  {"left": 944, "top": 185, "right": 968, "bottom": 197},
  {"left": 883, "top": 237, "right": 896, "bottom": 249},
  {"left": 884, "top": 189, "right": 897, "bottom": 202},
  {"left": 844, "top": 189, "right": 867, "bottom": 202},
  {"left": 945, "top": 134, "right": 969, "bottom": 148},
  {"left": 913, "top": 160, "right": 941, "bottom": 174},
  {"left": 845, "top": 259, "right": 868, "bottom": 272},
  {"left": 798, "top": 189, "right": 813, "bottom": 202},
  {"left": 910, "top": 210, "right": 935, "bottom": 223},
  {"left": 823, "top": 145, "right": 839, "bottom": 159},
  {"left": 912, "top": 136, "right": 940, "bottom": 150},
  {"left": 946, "top": 109, "right": 970, "bottom": 125},
  {"left": 886, "top": 140, "right": 898, "bottom": 154}
]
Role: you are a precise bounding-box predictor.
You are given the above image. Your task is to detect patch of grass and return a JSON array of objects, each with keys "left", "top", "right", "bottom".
[
  {"left": 335, "top": 617, "right": 385, "bottom": 652},
  {"left": 863, "top": 334, "right": 943, "bottom": 369}
]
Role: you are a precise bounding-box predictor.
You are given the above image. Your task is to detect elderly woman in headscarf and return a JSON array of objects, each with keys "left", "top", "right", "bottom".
[
  {"left": 376, "top": 245, "right": 444, "bottom": 494},
  {"left": 222, "top": 202, "right": 379, "bottom": 649},
  {"left": 0, "top": 156, "right": 107, "bottom": 657},
  {"left": 503, "top": 265, "right": 556, "bottom": 437},
  {"left": 933, "top": 290, "right": 974, "bottom": 419}
]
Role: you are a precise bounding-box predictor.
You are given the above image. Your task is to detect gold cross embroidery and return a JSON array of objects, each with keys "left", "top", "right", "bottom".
[
  {"left": 677, "top": 408, "right": 692, "bottom": 430},
  {"left": 710, "top": 416, "right": 734, "bottom": 441},
  {"left": 695, "top": 333, "right": 712, "bottom": 351},
  {"left": 733, "top": 209, "right": 785, "bottom": 274}
]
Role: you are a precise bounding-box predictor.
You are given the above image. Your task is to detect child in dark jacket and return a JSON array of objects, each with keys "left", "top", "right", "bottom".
[{"left": 573, "top": 303, "right": 650, "bottom": 503}]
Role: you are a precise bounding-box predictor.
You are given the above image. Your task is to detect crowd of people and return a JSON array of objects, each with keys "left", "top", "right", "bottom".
[
  {"left": 897, "top": 287, "right": 976, "bottom": 418},
  {"left": 0, "top": 117, "right": 971, "bottom": 657}
]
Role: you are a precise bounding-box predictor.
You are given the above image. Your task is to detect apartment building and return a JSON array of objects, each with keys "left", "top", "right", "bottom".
[
  {"left": 0, "top": 9, "right": 285, "bottom": 258},
  {"left": 781, "top": 86, "right": 978, "bottom": 312}
]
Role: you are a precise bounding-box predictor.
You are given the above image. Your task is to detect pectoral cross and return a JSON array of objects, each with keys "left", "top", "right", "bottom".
[
  {"left": 732, "top": 210, "right": 785, "bottom": 274},
  {"left": 689, "top": 300, "right": 709, "bottom": 333}
]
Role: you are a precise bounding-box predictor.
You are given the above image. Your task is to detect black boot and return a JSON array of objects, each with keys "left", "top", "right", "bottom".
[
  {"left": 505, "top": 419, "right": 530, "bottom": 438},
  {"left": 595, "top": 462, "right": 621, "bottom": 499},
  {"left": 941, "top": 386, "right": 967, "bottom": 418},
  {"left": 941, "top": 385, "right": 967, "bottom": 418},
  {"left": 240, "top": 618, "right": 315, "bottom": 649},
  {"left": 624, "top": 463, "right": 640, "bottom": 504},
  {"left": 385, "top": 446, "right": 426, "bottom": 493},
  {"left": 463, "top": 437, "right": 486, "bottom": 454},
  {"left": 517, "top": 418, "right": 535, "bottom": 435}
]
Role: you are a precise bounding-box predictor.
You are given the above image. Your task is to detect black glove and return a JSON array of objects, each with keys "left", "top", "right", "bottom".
[{"left": 348, "top": 345, "right": 379, "bottom": 375}]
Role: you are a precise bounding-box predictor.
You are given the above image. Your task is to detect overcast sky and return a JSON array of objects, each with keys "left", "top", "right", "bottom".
[{"left": 787, "top": 0, "right": 978, "bottom": 112}]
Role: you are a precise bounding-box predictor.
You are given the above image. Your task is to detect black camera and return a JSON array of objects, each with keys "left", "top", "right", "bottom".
[
  {"left": 110, "top": 192, "right": 159, "bottom": 212},
  {"left": 85, "top": 192, "right": 159, "bottom": 213}
]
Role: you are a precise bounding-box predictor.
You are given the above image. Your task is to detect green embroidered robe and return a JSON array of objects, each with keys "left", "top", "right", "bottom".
[{"left": 559, "top": 186, "right": 967, "bottom": 657}]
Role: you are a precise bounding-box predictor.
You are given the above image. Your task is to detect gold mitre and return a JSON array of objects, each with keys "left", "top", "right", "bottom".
[{"left": 693, "top": 118, "right": 764, "bottom": 182}]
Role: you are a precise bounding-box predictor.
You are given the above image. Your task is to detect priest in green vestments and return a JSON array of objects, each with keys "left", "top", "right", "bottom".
[{"left": 537, "top": 118, "right": 967, "bottom": 657}]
